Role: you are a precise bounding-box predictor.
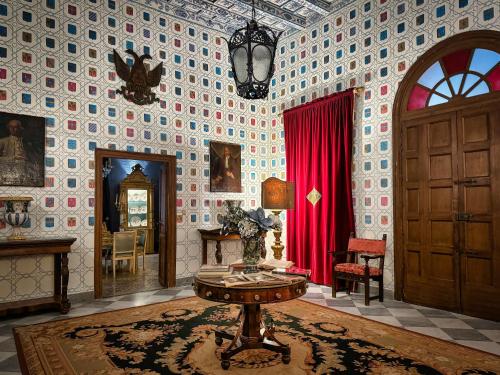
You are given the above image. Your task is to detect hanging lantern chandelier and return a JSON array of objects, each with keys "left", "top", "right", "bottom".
[{"left": 226, "top": 0, "right": 282, "bottom": 100}]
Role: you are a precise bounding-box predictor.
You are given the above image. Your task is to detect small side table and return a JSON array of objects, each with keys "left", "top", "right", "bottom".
[
  {"left": 0, "top": 237, "right": 76, "bottom": 317},
  {"left": 193, "top": 275, "right": 307, "bottom": 370},
  {"left": 198, "top": 228, "right": 240, "bottom": 264}
]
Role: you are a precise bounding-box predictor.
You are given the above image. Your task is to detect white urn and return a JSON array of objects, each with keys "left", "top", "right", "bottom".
[{"left": 0, "top": 196, "right": 33, "bottom": 240}]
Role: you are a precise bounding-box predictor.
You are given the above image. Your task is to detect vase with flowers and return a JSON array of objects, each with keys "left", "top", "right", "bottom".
[{"left": 221, "top": 205, "right": 281, "bottom": 272}]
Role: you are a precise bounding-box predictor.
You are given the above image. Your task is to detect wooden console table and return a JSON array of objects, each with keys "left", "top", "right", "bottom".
[
  {"left": 0, "top": 237, "right": 77, "bottom": 317},
  {"left": 198, "top": 228, "right": 240, "bottom": 264}
]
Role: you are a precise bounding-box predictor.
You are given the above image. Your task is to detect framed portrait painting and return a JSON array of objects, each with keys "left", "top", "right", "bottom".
[
  {"left": 209, "top": 141, "right": 242, "bottom": 193},
  {"left": 0, "top": 112, "right": 45, "bottom": 187}
]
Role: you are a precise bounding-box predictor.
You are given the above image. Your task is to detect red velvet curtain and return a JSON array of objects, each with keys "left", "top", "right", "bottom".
[{"left": 284, "top": 90, "right": 355, "bottom": 285}]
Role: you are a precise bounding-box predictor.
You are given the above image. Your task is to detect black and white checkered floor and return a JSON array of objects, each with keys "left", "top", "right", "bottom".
[{"left": 1, "top": 284, "right": 499, "bottom": 374}]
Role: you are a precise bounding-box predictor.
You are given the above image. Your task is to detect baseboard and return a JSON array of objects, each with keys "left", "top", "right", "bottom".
[
  {"left": 176, "top": 276, "right": 194, "bottom": 287},
  {"left": 68, "top": 291, "right": 95, "bottom": 304},
  {"left": 71, "top": 277, "right": 194, "bottom": 302}
]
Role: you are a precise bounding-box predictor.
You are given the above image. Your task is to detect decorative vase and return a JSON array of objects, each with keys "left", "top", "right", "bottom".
[
  {"left": 242, "top": 232, "right": 266, "bottom": 273},
  {"left": 223, "top": 200, "right": 243, "bottom": 208},
  {"left": 0, "top": 196, "right": 33, "bottom": 240},
  {"left": 217, "top": 200, "right": 243, "bottom": 226},
  {"left": 221, "top": 200, "right": 245, "bottom": 233}
]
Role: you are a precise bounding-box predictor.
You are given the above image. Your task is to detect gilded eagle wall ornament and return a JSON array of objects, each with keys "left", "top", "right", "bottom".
[{"left": 113, "top": 49, "right": 163, "bottom": 105}]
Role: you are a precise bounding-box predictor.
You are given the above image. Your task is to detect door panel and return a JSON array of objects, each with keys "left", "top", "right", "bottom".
[
  {"left": 402, "top": 103, "right": 500, "bottom": 320},
  {"left": 457, "top": 106, "right": 500, "bottom": 321},
  {"left": 402, "top": 113, "right": 459, "bottom": 310}
]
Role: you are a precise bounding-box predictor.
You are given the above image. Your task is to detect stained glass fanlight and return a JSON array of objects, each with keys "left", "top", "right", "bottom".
[
  {"left": 407, "top": 48, "right": 500, "bottom": 111},
  {"left": 226, "top": 0, "right": 282, "bottom": 100}
]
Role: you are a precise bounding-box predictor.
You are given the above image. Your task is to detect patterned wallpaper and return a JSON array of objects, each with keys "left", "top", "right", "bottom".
[
  {"left": 0, "top": 0, "right": 271, "bottom": 302},
  {"left": 0, "top": 0, "right": 498, "bottom": 303},
  {"left": 268, "top": 0, "right": 499, "bottom": 291}
]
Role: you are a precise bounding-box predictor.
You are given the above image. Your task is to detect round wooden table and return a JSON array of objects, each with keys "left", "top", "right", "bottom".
[{"left": 193, "top": 275, "right": 307, "bottom": 370}]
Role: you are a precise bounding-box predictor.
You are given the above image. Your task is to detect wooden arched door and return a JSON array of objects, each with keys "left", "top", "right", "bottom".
[{"left": 393, "top": 31, "right": 500, "bottom": 321}]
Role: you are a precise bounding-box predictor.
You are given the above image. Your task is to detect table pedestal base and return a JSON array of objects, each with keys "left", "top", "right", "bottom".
[{"left": 215, "top": 304, "right": 290, "bottom": 370}]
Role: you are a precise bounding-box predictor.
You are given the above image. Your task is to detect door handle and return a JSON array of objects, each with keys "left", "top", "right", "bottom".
[
  {"left": 465, "top": 250, "right": 479, "bottom": 256},
  {"left": 455, "top": 213, "right": 472, "bottom": 221},
  {"left": 459, "top": 178, "right": 477, "bottom": 184}
]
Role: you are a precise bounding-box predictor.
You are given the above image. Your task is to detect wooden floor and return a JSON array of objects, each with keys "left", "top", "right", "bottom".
[{"left": 102, "top": 254, "right": 162, "bottom": 297}]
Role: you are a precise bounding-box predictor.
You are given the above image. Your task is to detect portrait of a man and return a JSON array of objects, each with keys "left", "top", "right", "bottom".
[
  {"left": 0, "top": 112, "right": 45, "bottom": 186},
  {"left": 210, "top": 141, "right": 241, "bottom": 192}
]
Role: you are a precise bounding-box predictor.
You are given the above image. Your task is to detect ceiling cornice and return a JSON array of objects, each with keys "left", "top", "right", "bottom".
[
  {"left": 133, "top": 0, "right": 357, "bottom": 37},
  {"left": 232, "top": 0, "right": 307, "bottom": 29}
]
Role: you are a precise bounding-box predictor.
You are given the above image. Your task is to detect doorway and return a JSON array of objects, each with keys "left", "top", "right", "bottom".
[
  {"left": 94, "top": 149, "right": 176, "bottom": 299},
  {"left": 393, "top": 31, "right": 500, "bottom": 321}
]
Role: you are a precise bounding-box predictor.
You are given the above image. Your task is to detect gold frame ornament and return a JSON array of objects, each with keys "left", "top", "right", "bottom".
[{"left": 118, "top": 164, "right": 154, "bottom": 253}]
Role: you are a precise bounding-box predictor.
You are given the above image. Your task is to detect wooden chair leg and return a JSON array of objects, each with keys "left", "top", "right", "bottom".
[
  {"left": 332, "top": 273, "right": 337, "bottom": 298},
  {"left": 364, "top": 277, "right": 370, "bottom": 306},
  {"left": 346, "top": 280, "right": 351, "bottom": 295},
  {"left": 379, "top": 277, "right": 384, "bottom": 302},
  {"left": 143, "top": 253, "right": 145, "bottom": 270},
  {"left": 113, "top": 260, "right": 116, "bottom": 279}
]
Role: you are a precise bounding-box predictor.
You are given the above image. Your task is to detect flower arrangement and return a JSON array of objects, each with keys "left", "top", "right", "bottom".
[{"left": 221, "top": 203, "right": 281, "bottom": 266}]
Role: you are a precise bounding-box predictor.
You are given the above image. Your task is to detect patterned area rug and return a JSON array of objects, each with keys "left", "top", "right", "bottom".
[{"left": 14, "top": 297, "right": 500, "bottom": 374}]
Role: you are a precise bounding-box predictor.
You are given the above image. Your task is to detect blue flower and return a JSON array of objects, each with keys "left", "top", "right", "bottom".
[{"left": 247, "top": 207, "right": 274, "bottom": 231}]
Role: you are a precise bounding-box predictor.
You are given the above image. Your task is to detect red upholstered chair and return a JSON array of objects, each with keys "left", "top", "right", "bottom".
[{"left": 330, "top": 233, "right": 387, "bottom": 305}]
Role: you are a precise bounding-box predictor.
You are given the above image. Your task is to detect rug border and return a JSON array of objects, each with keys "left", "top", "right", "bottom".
[
  {"left": 298, "top": 298, "right": 500, "bottom": 358},
  {"left": 13, "top": 295, "right": 500, "bottom": 375},
  {"left": 13, "top": 327, "right": 30, "bottom": 375}
]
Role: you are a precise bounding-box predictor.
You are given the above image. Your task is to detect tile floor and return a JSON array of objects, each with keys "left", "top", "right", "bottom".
[
  {"left": 1, "top": 284, "right": 499, "bottom": 374},
  {"left": 102, "top": 254, "right": 161, "bottom": 298}
]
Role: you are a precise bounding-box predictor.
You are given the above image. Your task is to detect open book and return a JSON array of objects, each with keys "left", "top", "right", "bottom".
[
  {"left": 223, "top": 271, "right": 297, "bottom": 288},
  {"left": 230, "top": 258, "right": 294, "bottom": 270}
]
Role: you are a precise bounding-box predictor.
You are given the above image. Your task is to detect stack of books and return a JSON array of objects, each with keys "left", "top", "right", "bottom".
[{"left": 197, "top": 264, "right": 233, "bottom": 278}]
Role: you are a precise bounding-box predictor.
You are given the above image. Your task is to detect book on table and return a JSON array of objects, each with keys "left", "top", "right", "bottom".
[
  {"left": 260, "top": 258, "right": 294, "bottom": 269},
  {"left": 229, "top": 258, "right": 295, "bottom": 271},
  {"left": 200, "top": 264, "right": 230, "bottom": 271},
  {"left": 197, "top": 264, "right": 232, "bottom": 278},
  {"left": 223, "top": 271, "right": 298, "bottom": 288},
  {"left": 272, "top": 266, "right": 311, "bottom": 279}
]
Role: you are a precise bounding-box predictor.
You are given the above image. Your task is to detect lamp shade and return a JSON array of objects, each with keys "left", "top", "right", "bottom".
[
  {"left": 261, "top": 177, "right": 295, "bottom": 210},
  {"left": 227, "top": 19, "right": 282, "bottom": 100}
]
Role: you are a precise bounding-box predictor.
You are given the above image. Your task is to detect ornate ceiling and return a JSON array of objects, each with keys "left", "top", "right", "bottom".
[{"left": 135, "top": 0, "right": 355, "bottom": 35}]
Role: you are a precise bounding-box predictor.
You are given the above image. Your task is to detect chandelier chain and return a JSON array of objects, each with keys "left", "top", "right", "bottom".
[{"left": 252, "top": 0, "right": 256, "bottom": 20}]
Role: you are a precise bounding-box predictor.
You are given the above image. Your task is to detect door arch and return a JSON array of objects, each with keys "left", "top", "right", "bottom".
[{"left": 393, "top": 30, "right": 500, "bottom": 320}]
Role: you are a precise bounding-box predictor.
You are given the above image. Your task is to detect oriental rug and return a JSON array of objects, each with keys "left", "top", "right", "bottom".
[{"left": 14, "top": 297, "right": 500, "bottom": 374}]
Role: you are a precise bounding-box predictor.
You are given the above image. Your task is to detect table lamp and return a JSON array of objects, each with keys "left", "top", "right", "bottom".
[{"left": 261, "top": 177, "right": 295, "bottom": 260}]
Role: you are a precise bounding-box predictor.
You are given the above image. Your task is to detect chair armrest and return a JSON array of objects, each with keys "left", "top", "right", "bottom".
[
  {"left": 361, "top": 254, "right": 384, "bottom": 273},
  {"left": 360, "top": 254, "right": 384, "bottom": 261},
  {"left": 329, "top": 251, "right": 347, "bottom": 266}
]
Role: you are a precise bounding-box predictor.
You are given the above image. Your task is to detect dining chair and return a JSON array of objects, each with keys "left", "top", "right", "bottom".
[
  {"left": 101, "top": 222, "right": 113, "bottom": 274},
  {"left": 112, "top": 230, "right": 137, "bottom": 279},
  {"left": 135, "top": 229, "right": 148, "bottom": 271}
]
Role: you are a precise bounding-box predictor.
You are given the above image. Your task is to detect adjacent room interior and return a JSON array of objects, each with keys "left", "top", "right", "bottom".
[
  {"left": 0, "top": 0, "right": 499, "bottom": 374},
  {"left": 100, "top": 156, "right": 163, "bottom": 297}
]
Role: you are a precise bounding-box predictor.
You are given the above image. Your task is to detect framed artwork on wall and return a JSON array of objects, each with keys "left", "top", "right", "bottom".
[
  {"left": 0, "top": 112, "right": 45, "bottom": 187},
  {"left": 209, "top": 141, "right": 242, "bottom": 193}
]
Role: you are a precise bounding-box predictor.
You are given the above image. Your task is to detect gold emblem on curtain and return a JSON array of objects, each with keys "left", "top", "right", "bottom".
[{"left": 306, "top": 188, "right": 322, "bottom": 206}]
